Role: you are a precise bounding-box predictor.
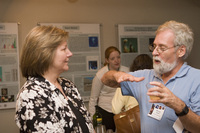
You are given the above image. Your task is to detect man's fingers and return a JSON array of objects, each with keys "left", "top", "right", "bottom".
[
  {"left": 117, "top": 76, "right": 144, "bottom": 82},
  {"left": 134, "top": 77, "right": 145, "bottom": 82}
]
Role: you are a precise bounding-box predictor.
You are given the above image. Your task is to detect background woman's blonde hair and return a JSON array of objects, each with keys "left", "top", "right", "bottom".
[
  {"left": 104, "top": 46, "right": 120, "bottom": 66},
  {"left": 20, "top": 25, "right": 69, "bottom": 78}
]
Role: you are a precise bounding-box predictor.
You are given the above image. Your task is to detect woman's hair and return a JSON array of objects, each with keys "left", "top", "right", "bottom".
[
  {"left": 130, "top": 54, "right": 153, "bottom": 72},
  {"left": 156, "top": 20, "right": 194, "bottom": 60},
  {"left": 104, "top": 46, "right": 120, "bottom": 66},
  {"left": 20, "top": 25, "right": 69, "bottom": 78}
]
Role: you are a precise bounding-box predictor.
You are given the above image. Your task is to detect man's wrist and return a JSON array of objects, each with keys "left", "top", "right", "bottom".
[{"left": 175, "top": 104, "right": 189, "bottom": 117}]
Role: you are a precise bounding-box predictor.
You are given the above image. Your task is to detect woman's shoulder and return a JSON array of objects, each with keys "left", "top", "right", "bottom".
[
  {"left": 22, "top": 76, "right": 45, "bottom": 90},
  {"left": 96, "top": 66, "right": 109, "bottom": 76},
  {"left": 18, "top": 80, "right": 45, "bottom": 101}
]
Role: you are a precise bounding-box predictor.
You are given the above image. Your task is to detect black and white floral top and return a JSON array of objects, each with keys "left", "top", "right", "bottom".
[{"left": 15, "top": 76, "right": 94, "bottom": 133}]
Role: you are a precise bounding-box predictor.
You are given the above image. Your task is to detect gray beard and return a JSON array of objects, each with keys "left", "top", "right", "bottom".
[{"left": 153, "top": 57, "right": 177, "bottom": 75}]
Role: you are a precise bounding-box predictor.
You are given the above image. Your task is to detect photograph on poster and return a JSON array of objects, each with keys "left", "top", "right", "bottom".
[
  {"left": 89, "top": 36, "right": 98, "bottom": 47},
  {"left": 1, "top": 88, "right": 8, "bottom": 96},
  {"left": 1, "top": 95, "right": 14, "bottom": 103},
  {"left": 86, "top": 56, "right": 99, "bottom": 71},
  {"left": 0, "top": 85, "right": 17, "bottom": 103},
  {"left": 1, "top": 88, "right": 9, "bottom": 103},
  {"left": 88, "top": 61, "right": 98, "bottom": 70},
  {"left": 121, "top": 38, "right": 138, "bottom": 53},
  {"left": 1, "top": 96, "right": 8, "bottom": 102},
  {"left": 8, "top": 95, "right": 14, "bottom": 102}
]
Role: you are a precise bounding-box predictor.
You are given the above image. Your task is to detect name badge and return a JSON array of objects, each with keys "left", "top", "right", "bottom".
[{"left": 148, "top": 103, "right": 165, "bottom": 120}]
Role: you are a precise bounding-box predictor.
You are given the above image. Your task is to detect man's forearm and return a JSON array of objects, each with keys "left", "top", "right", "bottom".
[
  {"left": 179, "top": 109, "right": 200, "bottom": 133},
  {"left": 171, "top": 98, "right": 200, "bottom": 133},
  {"left": 101, "top": 70, "right": 120, "bottom": 87}
]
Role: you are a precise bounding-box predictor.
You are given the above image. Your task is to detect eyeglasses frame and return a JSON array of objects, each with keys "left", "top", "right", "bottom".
[{"left": 149, "top": 44, "right": 180, "bottom": 54}]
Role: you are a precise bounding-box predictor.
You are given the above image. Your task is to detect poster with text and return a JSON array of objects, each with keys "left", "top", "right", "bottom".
[{"left": 0, "top": 23, "right": 19, "bottom": 109}]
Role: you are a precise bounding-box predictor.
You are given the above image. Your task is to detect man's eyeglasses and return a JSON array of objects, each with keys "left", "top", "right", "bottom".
[{"left": 149, "top": 44, "right": 180, "bottom": 53}]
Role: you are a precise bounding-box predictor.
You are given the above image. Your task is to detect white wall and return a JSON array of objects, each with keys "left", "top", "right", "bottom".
[{"left": 0, "top": 0, "right": 200, "bottom": 132}]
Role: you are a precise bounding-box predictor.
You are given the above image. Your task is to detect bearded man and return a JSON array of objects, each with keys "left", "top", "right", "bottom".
[{"left": 101, "top": 20, "right": 200, "bottom": 133}]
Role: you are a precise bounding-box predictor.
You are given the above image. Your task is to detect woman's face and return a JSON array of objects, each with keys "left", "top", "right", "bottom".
[
  {"left": 51, "top": 41, "right": 73, "bottom": 74},
  {"left": 106, "top": 51, "right": 121, "bottom": 70}
]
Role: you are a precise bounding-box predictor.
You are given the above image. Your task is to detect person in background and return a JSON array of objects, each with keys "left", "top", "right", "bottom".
[
  {"left": 101, "top": 20, "right": 200, "bottom": 133},
  {"left": 112, "top": 54, "right": 153, "bottom": 114},
  {"left": 15, "top": 25, "right": 94, "bottom": 133},
  {"left": 129, "top": 54, "right": 153, "bottom": 72},
  {"left": 89, "top": 46, "right": 129, "bottom": 132}
]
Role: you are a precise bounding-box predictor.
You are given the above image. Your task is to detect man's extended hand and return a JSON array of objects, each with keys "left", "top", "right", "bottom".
[
  {"left": 101, "top": 70, "right": 144, "bottom": 87},
  {"left": 114, "top": 71, "right": 145, "bottom": 83}
]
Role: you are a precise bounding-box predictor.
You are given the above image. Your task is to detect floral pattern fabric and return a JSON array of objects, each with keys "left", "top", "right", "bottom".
[{"left": 15, "top": 76, "right": 94, "bottom": 133}]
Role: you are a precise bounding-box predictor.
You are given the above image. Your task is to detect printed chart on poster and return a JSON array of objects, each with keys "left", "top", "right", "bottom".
[
  {"left": 0, "top": 23, "right": 20, "bottom": 109},
  {"left": 40, "top": 23, "right": 101, "bottom": 102},
  {"left": 118, "top": 24, "right": 158, "bottom": 67}
]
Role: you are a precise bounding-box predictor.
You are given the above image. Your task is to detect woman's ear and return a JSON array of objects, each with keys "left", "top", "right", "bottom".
[{"left": 177, "top": 45, "right": 186, "bottom": 58}]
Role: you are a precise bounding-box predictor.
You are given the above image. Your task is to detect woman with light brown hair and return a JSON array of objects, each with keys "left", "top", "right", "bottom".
[
  {"left": 89, "top": 46, "right": 129, "bottom": 132},
  {"left": 15, "top": 25, "right": 94, "bottom": 133}
]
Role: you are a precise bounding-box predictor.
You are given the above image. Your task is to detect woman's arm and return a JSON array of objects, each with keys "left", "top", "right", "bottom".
[{"left": 89, "top": 76, "right": 103, "bottom": 117}]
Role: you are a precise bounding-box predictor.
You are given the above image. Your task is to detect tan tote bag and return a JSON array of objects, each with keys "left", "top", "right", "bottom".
[{"left": 113, "top": 105, "right": 141, "bottom": 133}]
